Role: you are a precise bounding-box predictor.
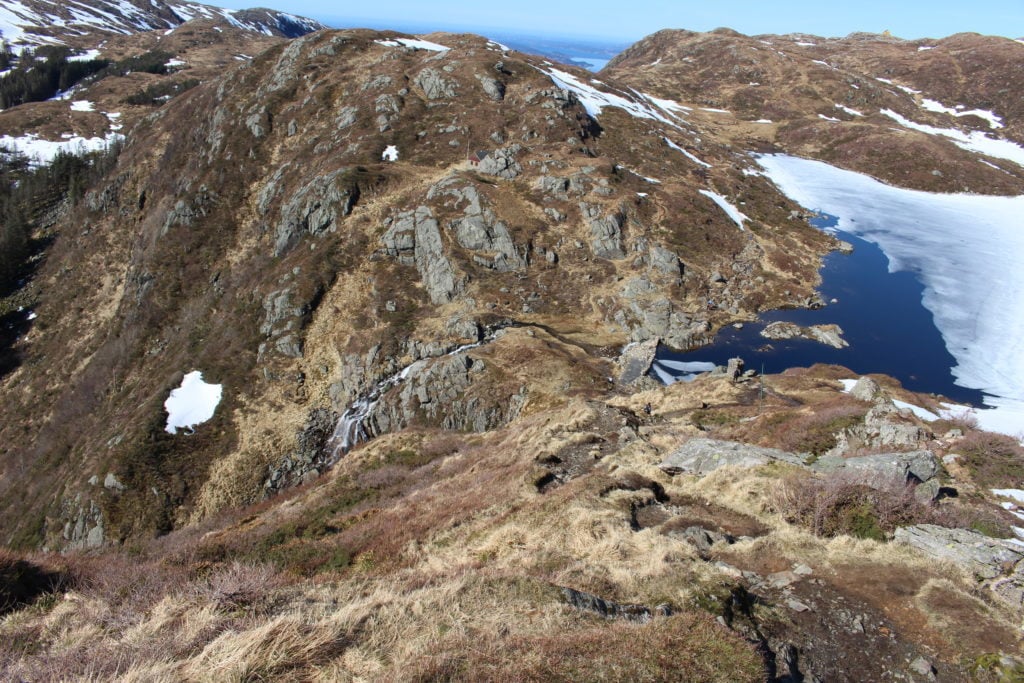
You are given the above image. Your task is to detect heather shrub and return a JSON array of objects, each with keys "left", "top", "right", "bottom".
[
  {"left": 955, "top": 432, "right": 1024, "bottom": 488},
  {"left": 774, "top": 471, "right": 927, "bottom": 540},
  {"left": 764, "top": 400, "right": 867, "bottom": 456}
]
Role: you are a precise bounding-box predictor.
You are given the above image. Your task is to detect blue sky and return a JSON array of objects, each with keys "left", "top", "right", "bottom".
[{"left": 214, "top": 0, "right": 1024, "bottom": 41}]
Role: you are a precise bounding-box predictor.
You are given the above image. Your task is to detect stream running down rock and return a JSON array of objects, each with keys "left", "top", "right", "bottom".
[{"left": 325, "top": 336, "right": 497, "bottom": 457}]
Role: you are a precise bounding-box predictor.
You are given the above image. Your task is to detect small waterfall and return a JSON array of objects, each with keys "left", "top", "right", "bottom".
[{"left": 325, "top": 337, "right": 494, "bottom": 458}]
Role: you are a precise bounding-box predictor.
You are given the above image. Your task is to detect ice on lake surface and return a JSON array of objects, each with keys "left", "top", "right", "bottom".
[{"left": 755, "top": 154, "right": 1024, "bottom": 435}]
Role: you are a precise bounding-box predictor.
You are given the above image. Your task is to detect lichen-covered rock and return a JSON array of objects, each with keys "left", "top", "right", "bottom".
[
  {"left": 476, "top": 74, "right": 505, "bottom": 101},
  {"left": 477, "top": 145, "right": 523, "bottom": 179},
  {"left": 381, "top": 206, "right": 461, "bottom": 304},
  {"left": 660, "top": 438, "right": 811, "bottom": 475},
  {"left": 811, "top": 450, "right": 940, "bottom": 484},
  {"left": 616, "top": 338, "right": 659, "bottom": 385},
  {"left": 275, "top": 168, "right": 360, "bottom": 255},
  {"left": 415, "top": 67, "right": 457, "bottom": 99},
  {"left": 761, "top": 321, "right": 848, "bottom": 348},
  {"left": 894, "top": 525, "right": 1023, "bottom": 581},
  {"left": 427, "top": 178, "right": 525, "bottom": 271}
]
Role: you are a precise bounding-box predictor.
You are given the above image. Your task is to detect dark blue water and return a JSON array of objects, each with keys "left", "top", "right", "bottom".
[{"left": 656, "top": 215, "right": 987, "bottom": 407}]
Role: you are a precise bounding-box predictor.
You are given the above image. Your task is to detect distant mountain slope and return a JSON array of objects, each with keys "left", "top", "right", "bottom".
[
  {"left": 0, "top": 0, "right": 324, "bottom": 48},
  {"left": 603, "top": 29, "right": 1024, "bottom": 195}
]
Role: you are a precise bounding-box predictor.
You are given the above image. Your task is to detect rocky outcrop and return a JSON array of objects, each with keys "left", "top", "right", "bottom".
[
  {"left": 828, "top": 399, "right": 931, "bottom": 457},
  {"left": 427, "top": 178, "right": 526, "bottom": 271},
  {"left": 559, "top": 586, "right": 671, "bottom": 623},
  {"left": 616, "top": 339, "right": 659, "bottom": 385},
  {"left": 365, "top": 350, "right": 527, "bottom": 436},
  {"left": 476, "top": 75, "right": 506, "bottom": 101},
  {"left": 581, "top": 202, "right": 625, "bottom": 259},
  {"left": 895, "top": 525, "right": 1023, "bottom": 580},
  {"left": 477, "top": 145, "right": 523, "bottom": 179},
  {"left": 660, "top": 438, "right": 812, "bottom": 475},
  {"left": 264, "top": 408, "right": 338, "bottom": 494},
  {"left": 381, "top": 206, "right": 461, "bottom": 304},
  {"left": 414, "top": 67, "right": 457, "bottom": 100},
  {"left": 761, "top": 321, "right": 848, "bottom": 349},
  {"left": 616, "top": 276, "right": 707, "bottom": 348},
  {"left": 273, "top": 168, "right": 360, "bottom": 256},
  {"left": 59, "top": 495, "right": 104, "bottom": 550},
  {"left": 811, "top": 450, "right": 940, "bottom": 485}
]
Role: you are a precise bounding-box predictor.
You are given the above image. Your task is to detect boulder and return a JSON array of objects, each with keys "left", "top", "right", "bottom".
[
  {"left": 848, "top": 376, "right": 883, "bottom": 402},
  {"left": 477, "top": 145, "right": 523, "bottom": 179},
  {"left": 414, "top": 67, "right": 457, "bottom": 99},
  {"left": 660, "top": 438, "right": 811, "bottom": 475},
  {"left": 616, "top": 338, "right": 659, "bottom": 385},
  {"left": 760, "top": 321, "right": 848, "bottom": 349},
  {"left": 893, "top": 525, "right": 1023, "bottom": 580},
  {"left": 811, "top": 450, "right": 940, "bottom": 484}
]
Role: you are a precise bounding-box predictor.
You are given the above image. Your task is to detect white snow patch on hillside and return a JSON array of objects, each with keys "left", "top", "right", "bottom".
[
  {"left": 754, "top": 118, "right": 773, "bottom": 124},
  {"left": 893, "top": 399, "right": 940, "bottom": 421},
  {"left": 664, "top": 137, "right": 710, "bottom": 167},
  {"left": 757, "top": 153, "right": 1024, "bottom": 436},
  {"left": 881, "top": 109, "right": 1024, "bottom": 167},
  {"left": 164, "top": 371, "right": 222, "bottom": 434},
  {"left": 376, "top": 37, "right": 449, "bottom": 52},
  {"left": 382, "top": 145, "right": 398, "bottom": 161},
  {"left": 835, "top": 104, "right": 863, "bottom": 117},
  {"left": 838, "top": 379, "right": 859, "bottom": 393},
  {"left": 69, "top": 49, "right": 101, "bottom": 62},
  {"left": 538, "top": 67, "right": 679, "bottom": 127},
  {"left": 165, "top": 58, "right": 186, "bottom": 68},
  {"left": 701, "top": 107, "right": 730, "bottom": 114},
  {"left": 70, "top": 100, "right": 94, "bottom": 112},
  {"left": 0, "top": 131, "right": 124, "bottom": 164},
  {"left": 994, "top": 489, "right": 1024, "bottom": 506},
  {"left": 920, "top": 98, "right": 1003, "bottom": 129},
  {"left": 918, "top": 45, "right": 935, "bottom": 51},
  {"left": 819, "top": 114, "right": 841, "bottom": 122},
  {"left": 699, "top": 190, "right": 747, "bottom": 230}
]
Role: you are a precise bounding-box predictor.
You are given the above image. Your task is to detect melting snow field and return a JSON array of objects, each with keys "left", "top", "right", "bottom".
[
  {"left": 760, "top": 154, "right": 1024, "bottom": 436},
  {"left": 164, "top": 371, "right": 223, "bottom": 435},
  {"left": 0, "top": 131, "right": 124, "bottom": 164}
]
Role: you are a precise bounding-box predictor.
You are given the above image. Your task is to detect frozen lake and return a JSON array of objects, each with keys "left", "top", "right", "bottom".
[{"left": 657, "top": 155, "right": 1024, "bottom": 436}]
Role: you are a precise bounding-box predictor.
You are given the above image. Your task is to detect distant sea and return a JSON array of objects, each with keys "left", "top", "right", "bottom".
[{"left": 320, "top": 16, "right": 629, "bottom": 72}]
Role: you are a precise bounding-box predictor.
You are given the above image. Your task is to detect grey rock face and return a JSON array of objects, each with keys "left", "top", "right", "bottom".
[
  {"left": 536, "top": 175, "right": 569, "bottom": 200},
  {"left": 477, "top": 145, "right": 523, "bottom": 179},
  {"left": 848, "top": 376, "right": 883, "bottom": 401},
  {"left": 365, "top": 350, "right": 526, "bottom": 437},
  {"left": 660, "top": 438, "right": 811, "bottom": 475},
  {"left": 264, "top": 408, "right": 338, "bottom": 495},
  {"left": 415, "top": 67, "right": 457, "bottom": 99},
  {"left": 811, "top": 450, "right": 940, "bottom": 484},
  {"left": 581, "top": 202, "right": 625, "bottom": 259},
  {"left": 61, "top": 495, "right": 104, "bottom": 550},
  {"left": 476, "top": 74, "right": 505, "bottom": 101},
  {"left": 894, "top": 525, "right": 1023, "bottom": 580},
  {"left": 274, "top": 168, "right": 359, "bottom": 256},
  {"left": 382, "top": 206, "right": 461, "bottom": 304},
  {"left": 616, "top": 339, "right": 659, "bottom": 385},
  {"left": 427, "top": 178, "right": 525, "bottom": 271},
  {"left": 649, "top": 245, "right": 684, "bottom": 277}
]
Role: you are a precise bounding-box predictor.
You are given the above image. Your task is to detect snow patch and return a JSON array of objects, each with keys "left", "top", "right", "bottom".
[
  {"left": 918, "top": 45, "right": 935, "bottom": 51},
  {"left": 0, "top": 131, "right": 124, "bottom": 164},
  {"left": 70, "top": 100, "right": 94, "bottom": 112},
  {"left": 757, "top": 154, "right": 1024, "bottom": 436},
  {"left": 538, "top": 67, "right": 680, "bottom": 127},
  {"left": 838, "top": 378, "right": 859, "bottom": 393},
  {"left": 881, "top": 109, "right": 1024, "bottom": 167},
  {"left": 164, "top": 371, "right": 223, "bottom": 435},
  {"left": 893, "top": 399, "right": 940, "bottom": 422},
  {"left": 165, "top": 58, "right": 186, "bottom": 68},
  {"left": 375, "top": 37, "right": 449, "bottom": 52},
  {"left": 818, "top": 114, "right": 841, "bottom": 122},
  {"left": 920, "top": 98, "right": 1003, "bottom": 129},
  {"left": 664, "top": 137, "right": 710, "bottom": 167},
  {"left": 753, "top": 118, "right": 773, "bottom": 124},
  {"left": 382, "top": 145, "right": 398, "bottom": 161},
  {"left": 699, "top": 190, "right": 747, "bottom": 230},
  {"left": 69, "top": 49, "right": 101, "bottom": 62},
  {"left": 993, "top": 489, "right": 1024, "bottom": 506},
  {"left": 834, "top": 104, "right": 863, "bottom": 117}
]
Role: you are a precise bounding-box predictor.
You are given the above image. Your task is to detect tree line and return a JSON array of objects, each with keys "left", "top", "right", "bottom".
[{"left": 0, "top": 144, "right": 122, "bottom": 293}]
